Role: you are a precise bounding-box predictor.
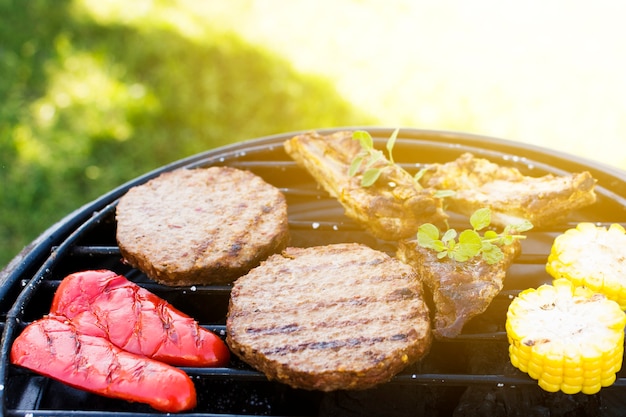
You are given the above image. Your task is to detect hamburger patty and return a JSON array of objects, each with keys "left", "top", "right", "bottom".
[
  {"left": 226, "top": 243, "right": 432, "bottom": 391},
  {"left": 116, "top": 167, "right": 289, "bottom": 285}
]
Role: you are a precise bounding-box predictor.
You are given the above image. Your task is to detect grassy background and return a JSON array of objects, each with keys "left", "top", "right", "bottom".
[{"left": 2, "top": 0, "right": 626, "bottom": 268}]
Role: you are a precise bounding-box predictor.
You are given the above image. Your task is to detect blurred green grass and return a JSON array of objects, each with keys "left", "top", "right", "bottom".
[
  {"left": 0, "top": 0, "right": 372, "bottom": 267},
  {"left": 3, "top": 0, "right": 626, "bottom": 269}
]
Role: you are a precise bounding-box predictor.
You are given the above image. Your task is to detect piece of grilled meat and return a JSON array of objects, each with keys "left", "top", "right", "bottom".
[
  {"left": 396, "top": 239, "right": 521, "bottom": 339},
  {"left": 116, "top": 166, "right": 289, "bottom": 285},
  {"left": 226, "top": 243, "right": 433, "bottom": 391},
  {"left": 418, "top": 152, "right": 596, "bottom": 228},
  {"left": 284, "top": 131, "right": 447, "bottom": 241}
]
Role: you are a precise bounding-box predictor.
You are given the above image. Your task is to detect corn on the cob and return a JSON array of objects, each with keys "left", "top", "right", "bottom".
[
  {"left": 506, "top": 278, "right": 626, "bottom": 395},
  {"left": 546, "top": 222, "right": 626, "bottom": 309}
]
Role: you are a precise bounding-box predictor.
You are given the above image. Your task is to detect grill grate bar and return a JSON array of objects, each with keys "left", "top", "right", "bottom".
[
  {"left": 6, "top": 412, "right": 291, "bottom": 417},
  {"left": 56, "top": 244, "right": 552, "bottom": 267},
  {"left": 393, "top": 372, "right": 536, "bottom": 387},
  {"left": 56, "top": 246, "right": 122, "bottom": 256},
  {"left": 6, "top": 411, "right": 239, "bottom": 417}
]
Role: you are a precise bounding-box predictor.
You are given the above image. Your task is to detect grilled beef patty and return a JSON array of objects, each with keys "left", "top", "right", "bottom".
[
  {"left": 116, "top": 167, "right": 289, "bottom": 285},
  {"left": 226, "top": 243, "right": 432, "bottom": 391}
]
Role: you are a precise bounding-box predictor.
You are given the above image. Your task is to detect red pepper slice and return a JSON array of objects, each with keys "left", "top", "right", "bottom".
[
  {"left": 50, "top": 270, "right": 230, "bottom": 367},
  {"left": 10, "top": 315, "right": 197, "bottom": 413}
]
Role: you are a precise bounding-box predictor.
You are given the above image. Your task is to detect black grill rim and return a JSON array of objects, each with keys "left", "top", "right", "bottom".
[{"left": 2, "top": 126, "right": 626, "bottom": 416}]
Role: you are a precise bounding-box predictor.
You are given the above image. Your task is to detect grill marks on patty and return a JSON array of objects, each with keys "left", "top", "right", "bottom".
[
  {"left": 241, "top": 304, "right": 424, "bottom": 338},
  {"left": 226, "top": 243, "right": 432, "bottom": 391},
  {"left": 115, "top": 167, "right": 289, "bottom": 285},
  {"left": 260, "top": 333, "right": 414, "bottom": 358}
]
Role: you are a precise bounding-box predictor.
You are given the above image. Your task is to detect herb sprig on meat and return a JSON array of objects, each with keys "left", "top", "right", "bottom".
[
  {"left": 349, "top": 130, "right": 454, "bottom": 200},
  {"left": 417, "top": 207, "right": 533, "bottom": 264}
]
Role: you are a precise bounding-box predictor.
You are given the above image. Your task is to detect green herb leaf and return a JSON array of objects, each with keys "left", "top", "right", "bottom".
[
  {"left": 483, "top": 230, "right": 499, "bottom": 240},
  {"left": 441, "top": 229, "right": 457, "bottom": 243},
  {"left": 508, "top": 219, "right": 534, "bottom": 234},
  {"left": 414, "top": 168, "right": 426, "bottom": 182},
  {"left": 446, "top": 230, "right": 479, "bottom": 262},
  {"left": 470, "top": 207, "right": 491, "bottom": 231},
  {"left": 417, "top": 223, "right": 441, "bottom": 249},
  {"left": 361, "top": 168, "right": 382, "bottom": 187},
  {"left": 353, "top": 130, "right": 374, "bottom": 150},
  {"left": 349, "top": 130, "right": 403, "bottom": 188},
  {"left": 499, "top": 234, "right": 514, "bottom": 246},
  {"left": 458, "top": 229, "right": 482, "bottom": 254},
  {"left": 416, "top": 207, "right": 533, "bottom": 264},
  {"left": 482, "top": 243, "right": 504, "bottom": 264},
  {"left": 349, "top": 155, "right": 364, "bottom": 177},
  {"left": 364, "top": 150, "right": 383, "bottom": 169},
  {"left": 434, "top": 189, "right": 456, "bottom": 198},
  {"left": 386, "top": 128, "right": 399, "bottom": 164},
  {"left": 348, "top": 130, "right": 463, "bottom": 204}
]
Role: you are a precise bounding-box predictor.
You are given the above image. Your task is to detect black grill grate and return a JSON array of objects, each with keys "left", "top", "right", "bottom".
[{"left": 2, "top": 127, "right": 626, "bottom": 416}]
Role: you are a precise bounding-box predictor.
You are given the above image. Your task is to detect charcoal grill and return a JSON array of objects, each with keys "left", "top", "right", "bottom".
[{"left": 2, "top": 127, "right": 626, "bottom": 416}]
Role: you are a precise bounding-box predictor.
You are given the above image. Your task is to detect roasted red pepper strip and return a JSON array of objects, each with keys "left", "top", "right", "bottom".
[
  {"left": 50, "top": 270, "right": 230, "bottom": 367},
  {"left": 10, "top": 315, "right": 197, "bottom": 413}
]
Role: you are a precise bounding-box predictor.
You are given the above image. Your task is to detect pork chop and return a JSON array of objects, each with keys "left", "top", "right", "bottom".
[
  {"left": 418, "top": 152, "right": 596, "bottom": 228},
  {"left": 284, "top": 131, "right": 447, "bottom": 241},
  {"left": 397, "top": 238, "right": 521, "bottom": 339}
]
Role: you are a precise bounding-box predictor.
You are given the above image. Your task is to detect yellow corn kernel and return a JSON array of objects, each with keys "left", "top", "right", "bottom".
[
  {"left": 583, "top": 367, "right": 602, "bottom": 380},
  {"left": 539, "top": 379, "right": 562, "bottom": 393},
  {"left": 540, "top": 371, "right": 563, "bottom": 387},
  {"left": 563, "top": 367, "right": 583, "bottom": 378},
  {"left": 546, "top": 222, "right": 626, "bottom": 309},
  {"left": 582, "top": 382, "right": 603, "bottom": 395},
  {"left": 506, "top": 278, "right": 626, "bottom": 395},
  {"left": 526, "top": 359, "right": 543, "bottom": 379},
  {"left": 562, "top": 382, "right": 584, "bottom": 395},
  {"left": 561, "top": 375, "right": 585, "bottom": 394}
]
